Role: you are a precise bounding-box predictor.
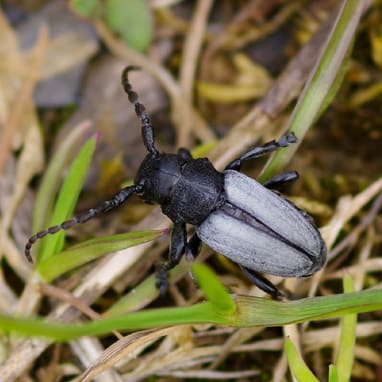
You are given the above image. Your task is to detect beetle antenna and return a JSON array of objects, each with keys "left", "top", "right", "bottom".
[
  {"left": 24, "top": 184, "right": 143, "bottom": 263},
  {"left": 121, "top": 66, "right": 159, "bottom": 157}
]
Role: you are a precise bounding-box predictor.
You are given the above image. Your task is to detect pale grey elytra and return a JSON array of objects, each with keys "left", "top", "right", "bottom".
[{"left": 197, "top": 170, "right": 327, "bottom": 278}]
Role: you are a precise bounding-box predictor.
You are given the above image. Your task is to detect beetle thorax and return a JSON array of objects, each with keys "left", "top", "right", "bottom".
[{"left": 135, "top": 153, "right": 225, "bottom": 225}]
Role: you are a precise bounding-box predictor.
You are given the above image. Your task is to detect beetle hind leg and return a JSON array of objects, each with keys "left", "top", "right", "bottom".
[{"left": 239, "top": 265, "right": 285, "bottom": 300}]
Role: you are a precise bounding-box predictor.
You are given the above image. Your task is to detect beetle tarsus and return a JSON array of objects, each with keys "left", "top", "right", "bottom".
[
  {"left": 280, "top": 132, "right": 297, "bottom": 145},
  {"left": 239, "top": 265, "right": 285, "bottom": 300},
  {"left": 155, "top": 262, "right": 169, "bottom": 296}
]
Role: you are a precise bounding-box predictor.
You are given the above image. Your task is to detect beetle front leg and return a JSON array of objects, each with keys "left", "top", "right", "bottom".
[
  {"left": 262, "top": 171, "right": 299, "bottom": 190},
  {"left": 239, "top": 265, "right": 285, "bottom": 300},
  {"left": 156, "top": 222, "right": 187, "bottom": 295},
  {"left": 225, "top": 133, "right": 297, "bottom": 172}
]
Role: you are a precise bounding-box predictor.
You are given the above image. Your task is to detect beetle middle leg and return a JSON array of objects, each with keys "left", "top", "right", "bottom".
[
  {"left": 239, "top": 265, "right": 285, "bottom": 300},
  {"left": 263, "top": 171, "right": 299, "bottom": 190},
  {"left": 225, "top": 133, "right": 297, "bottom": 172},
  {"left": 156, "top": 222, "right": 187, "bottom": 295}
]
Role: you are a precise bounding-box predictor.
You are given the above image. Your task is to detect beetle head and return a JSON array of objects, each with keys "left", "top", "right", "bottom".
[{"left": 135, "top": 153, "right": 187, "bottom": 205}]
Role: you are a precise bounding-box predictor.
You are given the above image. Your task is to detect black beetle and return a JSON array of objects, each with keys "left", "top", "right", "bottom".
[{"left": 25, "top": 66, "right": 327, "bottom": 298}]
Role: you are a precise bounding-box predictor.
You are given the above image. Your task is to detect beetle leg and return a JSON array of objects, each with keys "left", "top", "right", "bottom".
[
  {"left": 156, "top": 222, "right": 187, "bottom": 295},
  {"left": 185, "top": 232, "right": 202, "bottom": 261},
  {"left": 263, "top": 171, "right": 299, "bottom": 190},
  {"left": 225, "top": 133, "right": 297, "bottom": 171},
  {"left": 178, "top": 147, "right": 193, "bottom": 161},
  {"left": 239, "top": 265, "right": 285, "bottom": 300}
]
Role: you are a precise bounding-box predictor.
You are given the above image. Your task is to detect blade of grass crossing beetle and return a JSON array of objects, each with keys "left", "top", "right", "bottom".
[
  {"left": 38, "top": 135, "right": 97, "bottom": 263},
  {"left": 0, "top": 288, "right": 382, "bottom": 340}
]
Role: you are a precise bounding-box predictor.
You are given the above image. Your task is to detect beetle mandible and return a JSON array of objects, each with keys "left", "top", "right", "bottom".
[{"left": 25, "top": 66, "right": 327, "bottom": 298}]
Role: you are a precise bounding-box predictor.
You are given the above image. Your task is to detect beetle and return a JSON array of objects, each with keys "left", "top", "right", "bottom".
[{"left": 25, "top": 66, "right": 327, "bottom": 299}]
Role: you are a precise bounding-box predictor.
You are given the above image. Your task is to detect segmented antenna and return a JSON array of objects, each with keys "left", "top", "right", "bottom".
[
  {"left": 121, "top": 66, "right": 159, "bottom": 156},
  {"left": 25, "top": 67, "right": 156, "bottom": 262},
  {"left": 24, "top": 185, "right": 142, "bottom": 263}
]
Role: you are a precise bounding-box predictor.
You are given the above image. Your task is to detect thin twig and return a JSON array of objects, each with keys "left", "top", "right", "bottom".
[
  {"left": 178, "top": 0, "right": 213, "bottom": 147},
  {"left": 39, "top": 283, "right": 123, "bottom": 339}
]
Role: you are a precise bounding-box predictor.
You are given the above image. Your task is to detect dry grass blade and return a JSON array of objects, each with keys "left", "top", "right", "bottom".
[
  {"left": 323, "top": 176, "right": 382, "bottom": 249},
  {"left": 156, "top": 369, "right": 260, "bottom": 379},
  {"left": 308, "top": 176, "right": 382, "bottom": 297},
  {"left": 0, "top": 16, "right": 45, "bottom": 281},
  {"left": 77, "top": 327, "right": 177, "bottom": 382},
  {"left": 178, "top": 0, "right": 213, "bottom": 147},
  {"left": 0, "top": 25, "right": 47, "bottom": 174},
  {"left": 35, "top": 32, "right": 98, "bottom": 81}
]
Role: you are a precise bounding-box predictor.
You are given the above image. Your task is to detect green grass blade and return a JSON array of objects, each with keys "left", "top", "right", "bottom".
[
  {"left": 0, "top": 302, "right": 224, "bottom": 341},
  {"left": 105, "top": 264, "right": 186, "bottom": 316},
  {"left": 32, "top": 123, "right": 92, "bottom": 241},
  {"left": 38, "top": 135, "right": 97, "bottom": 263},
  {"left": 260, "top": 0, "right": 365, "bottom": 181},
  {"left": 329, "top": 365, "right": 339, "bottom": 382},
  {"left": 192, "top": 263, "right": 236, "bottom": 314},
  {"left": 0, "top": 287, "right": 381, "bottom": 341},
  {"left": 233, "top": 289, "right": 382, "bottom": 327},
  {"left": 285, "top": 338, "right": 319, "bottom": 382},
  {"left": 335, "top": 274, "right": 357, "bottom": 382},
  {"left": 37, "top": 230, "right": 165, "bottom": 282},
  {"left": 191, "top": 141, "right": 217, "bottom": 159}
]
